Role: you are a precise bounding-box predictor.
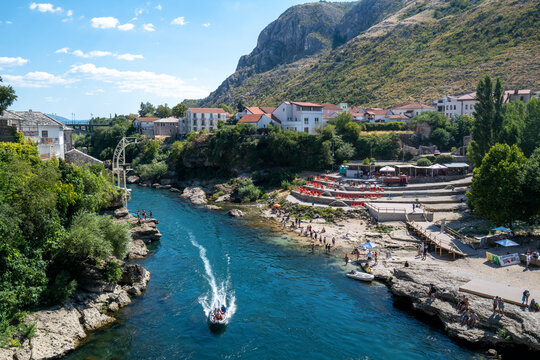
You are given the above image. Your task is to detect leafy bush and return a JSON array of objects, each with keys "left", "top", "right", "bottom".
[
  {"left": 136, "top": 160, "right": 168, "bottom": 181},
  {"left": 237, "top": 178, "right": 262, "bottom": 202},
  {"left": 434, "top": 154, "right": 454, "bottom": 164},
  {"left": 44, "top": 271, "right": 77, "bottom": 305},
  {"left": 362, "top": 122, "right": 406, "bottom": 131},
  {"left": 417, "top": 158, "right": 432, "bottom": 166},
  {"left": 103, "top": 261, "right": 123, "bottom": 284}
]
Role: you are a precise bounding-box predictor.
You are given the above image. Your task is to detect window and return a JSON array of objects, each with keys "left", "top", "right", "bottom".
[
  {"left": 304, "top": 127, "right": 309, "bottom": 133},
  {"left": 193, "top": 120, "right": 197, "bottom": 125},
  {"left": 465, "top": 105, "right": 468, "bottom": 110},
  {"left": 454, "top": 105, "right": 456, "bottom": 110},
  {"left": 41, "top": 130, "right": 48, "bottom": 138},
  {"left": 210, "top": 120, "right": 213, "bottom": 126},
  {"left": 446, "top": 105, "right": 448, "bottom": 110},
  {"left": 314, "top": 117, "right": 319, "bottom": 124},
  {"left": 304, "top": 117, "right": 309, "bottom": 124}
]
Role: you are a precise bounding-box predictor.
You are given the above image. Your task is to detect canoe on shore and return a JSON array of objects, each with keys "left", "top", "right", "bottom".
[{"left": 346, "top": 270, "right": 375, "bottom": 282}]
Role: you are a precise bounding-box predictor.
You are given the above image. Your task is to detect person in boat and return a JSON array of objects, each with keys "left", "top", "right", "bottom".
[
  {"left": 364, "top": 264, "right": 371, "bottom": 273},
  {"left": 221, "top": 305, "right": 227, "bottom": 314}
]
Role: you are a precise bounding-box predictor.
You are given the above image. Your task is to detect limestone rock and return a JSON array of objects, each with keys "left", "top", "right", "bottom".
[
  {"left": 228, "top": 209, "right": 244, "bottom": 217},
  {"left": 215, "top": 194, "right": 231, "bottom": 203},
  {"left": 205, "top": 205, "right": 221, "bottom": 211},
  {"left": 130, "top": 221, "right": 162, "bottom": 243},
  {"left": 180, "top": 187, "right": 207, "bottom": 205},
  {"left": 25, "top": 307, "right": 85, "bottom": 360},
  {"left": 114, "top": 207, "right": 129, "bottom": 219},
  {"left": 127, "top": 175, "right": 140, "bottom": 184},
  {"left": 81, "top": 307, "right": 115, "bottom": 331},
  {"left": 78, "top": 266, "right": 115, "bottom": 294},
  {"left": 127, "top": 239, "right": 149, "bottom": 259},
  {"left": 170, "top": 187, "right": 180, "bottom": 193}
]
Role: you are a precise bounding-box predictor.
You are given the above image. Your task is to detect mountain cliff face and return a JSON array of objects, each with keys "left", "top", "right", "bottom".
[{"left": 199, "top": 0, "right": 540, "bottom": 107}]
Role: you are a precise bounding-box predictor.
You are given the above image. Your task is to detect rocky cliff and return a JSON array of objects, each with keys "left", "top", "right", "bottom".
[{"left": 199, "top": 0, "right": 540, "bottom": 107}]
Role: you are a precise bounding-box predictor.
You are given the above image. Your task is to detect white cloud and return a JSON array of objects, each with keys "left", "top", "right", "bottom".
[
  {"left": 58, "top": 49, "right": 143, "bottom": 61},
  {"left": 29, "top": 3, "right": 62, "bottom": 13},
  {"left": 142, "top": 23, "right": 156, "bottom": 32},
  {"left": 118, "top": 23, "right": 134, "bottom": 31},
  {"left": 171, "top": 17, "right": 187, "bottom": 26},
  {"left": 85, "top": 89, "right": 105, "bottom": 96},
  {"left": 115, "top": 53, "right": 144, "bottom": 61},
  {"left": 202, "top": 23, "right": 211, "bottom": 28},
  {"left": 155, "top": 4, "right": 162, "bottom": 11},
  {"left": 68, "top": 63, "right": 209, "bottom": 98},
  {"left": 66, "top": 10, "right": 73, "bottom": 17},
  {"left": 0, "top": 57, "right": 29, "bottom": 69},
  {"left": 45, "top": 96, "right": 61, "bottom": 103},
  {"left": 6, "top": 21, "right": 12, "bottom": 25},
  {"left": 91, "top": 17, "right": 119, "bottom": 29},
  {"left": 2, "top": 71, "right": 76, "bottom": 88}
]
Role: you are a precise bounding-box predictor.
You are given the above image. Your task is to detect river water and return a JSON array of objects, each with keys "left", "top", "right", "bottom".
[{"left": 66, "top": 187, "right": 484, "bottom": 360}]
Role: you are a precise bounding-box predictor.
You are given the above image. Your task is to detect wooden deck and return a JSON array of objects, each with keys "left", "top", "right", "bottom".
[
  {"left": 459, "top": 279, "right": 538, "bottom": 306},
  {"left": 407, "top": 221, "right": 476, "bottom": 258}
]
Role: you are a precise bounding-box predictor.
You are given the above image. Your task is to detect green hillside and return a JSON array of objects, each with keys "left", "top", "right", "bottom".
[{"left": 200, "top": 0, "right": 540, "bottom": 107}]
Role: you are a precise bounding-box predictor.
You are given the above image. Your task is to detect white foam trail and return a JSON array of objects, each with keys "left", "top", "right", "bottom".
[{"left": 190, "top": 234, "right": 236, "bottom": 323}]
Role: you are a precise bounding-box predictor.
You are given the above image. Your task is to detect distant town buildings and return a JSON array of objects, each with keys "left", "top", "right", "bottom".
[
  {"left": 133, "top": 117, "right": 158, "bottom": 137},
  {"left": 272, "top": 102, "right": 326, "bottom": 135},
  {"left": 0, "top": 110, "right": 72, "bottom": 160},
  {"left": 153, "top": 117, "right": 179, "bottom": 137},
  {"left": 186, "top": 108, "right": 230, "bottom": 133}
]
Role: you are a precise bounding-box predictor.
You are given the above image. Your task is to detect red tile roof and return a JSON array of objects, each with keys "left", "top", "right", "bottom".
[
  {"left": 322, "top": 104, "right": 342, "bottom": 111},
  {"left": 189, "top": 108, "right": 227, "bottom": 114},
  {"left": 270, "top": 114, "right": 281, "bottom": 124},
  {"left": 392, "top": 102, "right": 436, "bottom": 110},
  {"left": 386, "top": 114, "right": 409, "bottom": 119},
  {"left": 457, "top": 93, "right": 476, "bottom": 101},
  {"left": 238, "top": 114, "right": 264, "bottom": 123},
  {"left": 365, "top": 109, "right": 388, "bottom": 115},
  {"left": 245, "top": 106, "right": 265, "bottom": 115},
  {"left": 290, "top": 101, "right": 323, "bottom": 107},
  {"left": 259, "top": 106, "right": 276, "bottom": 115}
]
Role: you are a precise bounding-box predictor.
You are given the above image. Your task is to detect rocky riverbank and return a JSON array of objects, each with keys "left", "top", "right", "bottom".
[{"left": 0, "top": 209, "right": 161, "bottom": 360}]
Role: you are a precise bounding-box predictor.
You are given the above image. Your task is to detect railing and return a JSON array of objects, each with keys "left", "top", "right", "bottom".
[{"left": 39, "top": 137, "right": 60, "bottom": 144}]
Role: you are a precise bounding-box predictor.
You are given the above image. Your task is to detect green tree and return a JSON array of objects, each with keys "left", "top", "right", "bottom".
[
  {"left": 430, "top": 128, "right": 453, "bottom": 151},
  {"left": 0, "top": 76, "right": 17, "bottom": 113},
  {"left": 218, "top": 103, "right": 235, "bottom": 115},
  {"left": 138, "top": 102, "right": 155, "bottom": 117},
  {"left": 521, "top": 97, "right": 540, "bottom": 157},
  {"left": 497, "top": 101, "right": 526, "bottom": 147},
  {"left": 468, "top": 76, "right": 505, "bottom": 166},
  {"left": 335, "top": 142, "right": 355, "bottom": 164},
  {"left": 171, "top": 103, "right": 187, "bottom": 118},
  {"left": 467, "top": 143, "right": 526, "bottom": 228},
  {"left": 417, "top": 158, "right": 432, "bottom": 166},
  {"left": 329, "top": 112, "right": 353, "bottom": 133},
  {"left": 520, "top": 147, "right": 540, "bottom": 222},
  {"left": 155, "top": 104, "right": 172, "bottom": 118}
]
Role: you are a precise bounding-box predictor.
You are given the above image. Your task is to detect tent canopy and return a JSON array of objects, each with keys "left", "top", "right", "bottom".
[
  {"left": 495, "top": 239, "right": 519, "bottom": 247},
  {"left": 444, "top": 162, "right": 469, "bottom": 168},
  {"left": 429, "top": 164, "right": 447, "bottom": 169},
  {"left": 492, "top": 226, "right": 511, "bottom": 232},
  {"left": 379, "top": 166, "right": 395, "bottom": 172},
  {"left": 362, "top": 242, "right": 378, "bottom": 248}
]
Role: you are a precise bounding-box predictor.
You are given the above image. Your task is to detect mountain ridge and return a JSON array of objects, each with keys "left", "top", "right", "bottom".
[{"left": 198, "top": 0, "right": 540, "bottom": 108}]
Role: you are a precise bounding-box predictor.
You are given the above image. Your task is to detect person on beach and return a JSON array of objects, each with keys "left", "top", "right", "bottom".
[
  {"left": 137, "top": 217, "right": 142, "bottom": 225},
  {"left": 428, "top": 284, "right": 437, "bottom": 300},
  {"left": 522, "top": 290, "right": 530, "bottom": 306},
  {"left": 468, "top": 311, "right": 478, "bottom": 327},
  {"left": 525, "top": 252, "right": 531, "bottom": 270},
  {"left": 356, "top": 251, "right": 360, "bottom": 261},
  {"left": 332, "top": 237, "right": 336, "bottom": 246},
  {"left": 142, "top": 210, "right": 147, "bottom": 219},
  {"left": 417, "top": 243, "right": 422, "bottom": 257},
  {"left": 422, "top": 242, "right": 427, "bottom": 260},
  {"left": 374, "top": 251, "right": 378, "bottom": 265},
  {"left": 498, "top": 297, "right": 505, "bottom": 315},
  {"left": 345, "top": 254, "right": 349, "bottom": 265},
  {"left": 150, "top": 210, "right": 153, "bottom": 218},
  {"left": 137, "top": 210, "right": 140, "bottom": 219},
  {"left": 367, "top": 251, "right": 372, "bottom": 261},
  {"left": 492, "top": 296, "right": 499, "bottom": 313},
  {"left": 404, "top": 261, "right": 409, "bottom": 268},
  {"left": 323, "top": 236, "right": 327, "bottom": 244}
]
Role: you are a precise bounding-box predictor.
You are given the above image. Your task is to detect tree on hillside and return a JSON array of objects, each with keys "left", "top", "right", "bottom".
[
  {"left": 521, "top": 97, "right": 540, "bottom": 157},
  {"left": 329, "top": 112, "right": 353, "bottom": 133},
  {"left": 468, "top": 75, "right": 504, "bottom": 167},
  {"left": 138, "top": 102, "right": 155, "bottom": 117},
  {"left": 497, "top": 100, "right": 526, "bottom": 147},
  {"left": 430, "top": 128, "right": 453, "bottom": 151},
  {"left": 218, "top": 103, "right": 234, "bottom": 115},
  {"left": 155, "top": 104, "right": 172, "bottom": 118},
  {"left": 467, "top": 143, "right": 526, "bottom": 229},
  {"left": 521, "top": 147, "right": 540, "bottom": 222},
  {"left": 172, "top": 103, "right": 187, "bottom": 118},
  {"left": 0, "top": 76, "right": 17, "bottom": 113}
]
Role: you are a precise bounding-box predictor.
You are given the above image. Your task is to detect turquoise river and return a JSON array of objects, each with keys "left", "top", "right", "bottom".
[{"left": 66, "top": 187, "right": 485, "bottom": 359}]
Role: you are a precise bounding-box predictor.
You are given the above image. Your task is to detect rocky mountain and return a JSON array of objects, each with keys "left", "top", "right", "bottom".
[{"left": 199, "top": 0, "right": 540, "bottom": 108}]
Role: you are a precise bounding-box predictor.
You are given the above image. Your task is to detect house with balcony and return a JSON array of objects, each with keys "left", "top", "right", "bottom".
[
  {"left": 133, "top": 117, "right": 158, "bottom": 137},
  {"left": 322, "top": 104, "right": 344, "bottom": 119},
  {"left": 364, "top": 108, "right": 393, "bottom": 123},
  {"left": 433, "top": 96, "right": 461, "bottom": 119},
  {"left": 154, "top": 117, "right": 179, "bottom": 138},
  {"left": 238, "top": 113, "right": 280, "bottom": 129},
  {"left": 0, "top": 110, "right": 71, "bottom": 160},
  {"left": 272, "top": 102, "right": 325, "bottom": 134},
  {"left": 187, "top": 108, "right": 230, "bottom": 133},
  {"left": 235, "top": 106, "right": 276, "bottom": 121},
  {"left": 457, "top": 93, "right": 477, "bottom": 117}
]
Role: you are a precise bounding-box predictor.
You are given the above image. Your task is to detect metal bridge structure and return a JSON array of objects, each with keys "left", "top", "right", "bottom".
[
  {"left": 64, "top": 121, "right": 112, "bottom": 134},
  {"left": 112, "top": 137, "right": 139, "bottom": 206}
]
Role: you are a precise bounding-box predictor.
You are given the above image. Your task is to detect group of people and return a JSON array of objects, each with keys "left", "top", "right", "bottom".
[
  {"left": 211, "top": 305, "right": 227, "bottom": 321},
  {"left": 492, "top": 296, "right": 505, "bottom": 315},
  {"left": 136, "top": 209, "right": 152, "bottom": 225},
  {"left": 457, "top": 295, "right": 479, "bottom": 327},
  {"left": 417, "top": 241, "right": 428, "bottom": 260},
  {"left": 521, "top": 289, "right": 538, "bottom": 312},
  {"left": 524, "top": 249, "right": 539, "bottom": 270}
]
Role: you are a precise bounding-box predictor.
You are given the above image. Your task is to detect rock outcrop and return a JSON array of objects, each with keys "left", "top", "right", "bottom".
[
  {"left": 383, "top": 263, "right": 540, "bottom": 353},
  {"left": 228, "top": 209, "right": 244, "bottom": 218},
  {"left": 180, "top": 186, "right": 207, "bottom": 205}
]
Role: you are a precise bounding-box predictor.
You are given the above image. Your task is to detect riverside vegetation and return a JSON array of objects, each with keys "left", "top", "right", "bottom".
[{"left": 0, "top": 139, "right": 129, "bottom": 347}]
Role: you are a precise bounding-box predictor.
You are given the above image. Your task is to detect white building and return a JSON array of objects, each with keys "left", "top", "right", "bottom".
[
  {"left": 392, "top": 103, "right": 437, "bottom": 118},
  {"left": 457, "top": 93, "right": 477, "bottom": 117},
  {"left": 237, "top": 113, "right": 280, "bottom": 129},
  {"left": 235, "top": 106, "right": 276, "bottom": 121},
  {"left": 0, "top": 110, "right": 70, "bottom": 160},
  {"left": 504, "top": 89, "right": 535, "bottom": 104},
  {"left": 433, "top": 96, "right": 461, "bottom": 119},
  {"left": 134, "top": 117, "right": 158, "bottom": 137},
  {"left": 364, "top": 108, "right": 393, "bottom": 123},
  {"left": 272, "top": 102, "right": 325, "bottom": 134},
  {"left": 187, "top": 108, "right": 230, "bottom": 133},
  {"left": 153, "top": 117, "right": 179, "bottom": 138},
  {"left": 322, "top": 104, "right": 343, "bottom": 119}
]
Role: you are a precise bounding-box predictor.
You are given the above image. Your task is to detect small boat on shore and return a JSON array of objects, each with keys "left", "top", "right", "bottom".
[
  {"left": 208, "top": 310, "right": 228, "bottom": 327},
  {"left": 346, "top": 270, "right": 374, "bottom": 282}
]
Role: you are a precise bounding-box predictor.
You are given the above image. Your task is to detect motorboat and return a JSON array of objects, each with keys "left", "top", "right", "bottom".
[
  {"left": 208, "top": 310, "right": 228, "bottom": 327},
  {"left": 346, "top": 270, "right": 375, "bottom": 282}
]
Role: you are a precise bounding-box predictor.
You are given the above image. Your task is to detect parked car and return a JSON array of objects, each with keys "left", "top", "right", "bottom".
[{"left": 434, "top": 150, "right": 441, "bottom": 156}]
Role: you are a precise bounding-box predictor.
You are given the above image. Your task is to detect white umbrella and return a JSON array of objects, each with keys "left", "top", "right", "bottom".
[{"left": 379, "top": 166, "right": 395, "bottom": 172}]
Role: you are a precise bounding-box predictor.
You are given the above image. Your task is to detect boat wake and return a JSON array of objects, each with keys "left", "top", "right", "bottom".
[{"left": 190, "top": 234, "right": 236, "bottom": 324}]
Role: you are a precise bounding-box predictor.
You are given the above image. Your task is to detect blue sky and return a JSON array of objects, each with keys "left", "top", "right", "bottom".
[{"left": 0, "top": 1, "right": 351, "bottom": 119}]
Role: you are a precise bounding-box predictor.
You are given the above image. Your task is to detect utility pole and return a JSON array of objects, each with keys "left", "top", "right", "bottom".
[{"left": 331, "top": 139, "right": 335, "bottom": 173}]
